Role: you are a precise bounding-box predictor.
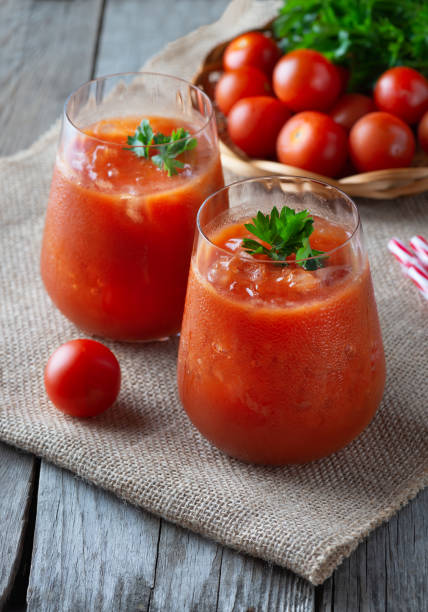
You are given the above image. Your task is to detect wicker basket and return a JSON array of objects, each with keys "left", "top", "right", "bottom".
[{"left": 193, "top": 26, "right": 428, "bottom": 200}]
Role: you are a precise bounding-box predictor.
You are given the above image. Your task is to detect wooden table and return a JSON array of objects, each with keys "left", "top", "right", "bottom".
[{"left": 1, "top": 1, "right": 427, "bottom": 610}]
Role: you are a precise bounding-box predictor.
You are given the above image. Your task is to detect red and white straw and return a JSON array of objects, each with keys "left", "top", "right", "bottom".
[
  {"left": 409, "top": 235, "right": 428, "bottom": 268},
  {"left": 388, "top": 238, "right": 419, "bottom": 269},
  {"left": 387, "top": 236, "right": 428, "bottom": 301},
  {"left": 407, "top": 263, "right": 428, "bottom": 294}
]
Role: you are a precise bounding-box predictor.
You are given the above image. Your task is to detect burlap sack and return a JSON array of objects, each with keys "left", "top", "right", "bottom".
[{"left": 0, "top": 0, "right": 427, "bottom": 584}]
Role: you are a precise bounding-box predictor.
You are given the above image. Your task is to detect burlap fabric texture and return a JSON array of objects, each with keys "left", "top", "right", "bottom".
[{"left": 0, "top": 0, "right": 427, "bottom": 585}]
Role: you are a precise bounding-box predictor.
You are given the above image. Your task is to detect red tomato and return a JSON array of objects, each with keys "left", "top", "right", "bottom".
[
  {"left": 214, "top": 67, "right": 271, "bottom": 115},
  {"left": 273, "top": 49, "right": 341, "bottom": 112},
  {"left": 223, "top": 31, "right": 281, "bottom": 76},
  {"left": 374, "top": 67, "right": 428, "bottom": 124},
  {"left": 227, "top": 96, "right": 291, "bottom": 158},
  {"left": 330, "top": 94, "right": 376, "bottom": 131},
  {"left": 44, "top": 339, "right": 121, "bottom": 417},
  {"left": 349, "top": 112, "right": 415, "bottom": 172},
  {"left": 276, "top": 111, "right": 348, "bottom": 177},
  {"left": 417, "top": 110, "right": 428, "bottom": 154}
]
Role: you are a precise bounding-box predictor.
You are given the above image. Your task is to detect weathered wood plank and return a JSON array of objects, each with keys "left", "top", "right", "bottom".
[
  {"left": 0, "top": 445, "right": 35, "bottom": 608},
  {"left": 26, "top": 462, "right": 160, "bottom": 612},
  {"left": 147, "top": 522, "right": 315, "bottom": 612},
  {"left": 0, "top": 0, "right": 104, "bottom": 155},
  {"left": 95, "top": 0, "right": 231, "bottom": 76},
  {"left": 148, "top": 522, "right": 222, "bottom": 612},
  {"left": 217, "top": 549, "right": 315, "bottom": 612},
  {"left": 319, "top": 487, "right": 428, "bottom": 612}
]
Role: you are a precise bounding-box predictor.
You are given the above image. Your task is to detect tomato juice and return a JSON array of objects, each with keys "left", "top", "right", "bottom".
[
  {"left": 178, "top": 188, "right": 385, "bottom": 465},
  {"left": 41, "top": 115, "right": 223, "bottom": 341}
]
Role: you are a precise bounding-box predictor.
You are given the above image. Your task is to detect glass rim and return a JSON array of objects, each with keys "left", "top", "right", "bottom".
[
  {"left": 196, "top": 175, "right": 361, "bottom": 265},
  {"left": 63, "top": 71, "right": 215, "bottom": 148}
]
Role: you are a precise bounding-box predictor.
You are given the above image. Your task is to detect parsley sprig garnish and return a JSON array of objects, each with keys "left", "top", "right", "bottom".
[
  {"left": 125, "top": 119, "right": 197, "bottom": 176},
  {"left": 242, "top": 206, "right": 326, "bottom": 271}
]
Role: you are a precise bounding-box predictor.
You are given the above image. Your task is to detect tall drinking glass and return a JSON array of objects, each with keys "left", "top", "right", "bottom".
[
  {"left": 41, "top": 72, "right": 224, "bottom": 341},
  {"left": 177, "top": 176, "right": 386, "bottom": 464}
]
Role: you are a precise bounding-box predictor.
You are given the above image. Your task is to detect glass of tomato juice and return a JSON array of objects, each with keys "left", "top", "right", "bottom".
[
  {"left": 177, "top": 176, "right": 386, "bottom": 464},
  {"left": 41, "top": 72, "right": 224, "bottom": 341}
]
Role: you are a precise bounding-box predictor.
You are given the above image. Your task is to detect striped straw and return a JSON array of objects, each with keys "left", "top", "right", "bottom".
[
  {"left": 387, "top": 237, "right": 428, "bottom": 301},
  {"left": 387, "top": 238, "right": 419, "bottom": 269},
  {"left": 407, "top": 264, "right": 428, "bottom": 301},
  {"left": 410, "top": 235, "right": 428, "bottom": 269}
]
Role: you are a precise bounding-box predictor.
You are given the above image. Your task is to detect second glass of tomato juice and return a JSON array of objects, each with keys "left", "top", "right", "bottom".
[
  {"left": 177, "top": 176, "right": 386, "bottom": 465},
  {"left": 41, "top": 73, "right": 224, "bottom": 341}
]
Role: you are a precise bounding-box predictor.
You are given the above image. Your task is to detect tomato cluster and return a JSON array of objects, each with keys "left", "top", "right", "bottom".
[{"left": 214, "top": 31, "right": 428, "bottom": 177}]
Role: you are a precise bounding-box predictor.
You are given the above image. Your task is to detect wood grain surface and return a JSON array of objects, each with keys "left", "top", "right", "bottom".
[
  {"left": 0, "top": 446, "right": 35, "bottom": 608},
  {"left": 320, "top": 487, "right": 428, "bottom": 612},
  {"left": 27, "top": 463, "right": 160, "bottom": 612},
  {"left": 148, "top": 523, "right": 223, "bottom": 612},
  {"left": 95, "top": 0, "right": 233, "bottom": 77},
  {"left": 0, "top": 0, "right": 104, "bottom": 155},
  {"left": 217, "top": 548, "right": 315, "bottom": 612},
  {"left": 0, "top": 1, "right": 427, "bottom": 611}
]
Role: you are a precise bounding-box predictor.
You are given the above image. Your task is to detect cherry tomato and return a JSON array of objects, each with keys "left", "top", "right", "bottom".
[
  {"left": 223, "top": 31, "right": 281, "bottom": 77},
  {"left": 214, "top": 67, "right": 271, "bottom": 115},
  {"left": 44, "top": 339, "right": 121, "bottom": 417},
  {"left": 276, "top": 111, "right": 348, "bottom": 177},
  {"left": 227, "top": 96, "right": 291, "bottom": 158},
  {"left": 417, "top": 110, "right": 428, "bottom": 154},
  {"left": 330, "top": 94, "right": 376, "bottom": 131},
  {"left": 349, "top": 112, "right": 415, "bottom": 173},
  {"left": 374, "top": 67, "right": 428, "bottom": 124},
  {"left": 273, "top": 49, "right": 341, "bottom": 112}
]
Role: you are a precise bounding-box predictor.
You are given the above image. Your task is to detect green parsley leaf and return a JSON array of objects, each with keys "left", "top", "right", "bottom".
[
  {"left": 242, "top": 206, "right": 326, "bottom": 270},
  {"left": 124, "top": 120, "right": 197, "bottom": 176},
  {"left": 125, "top": 119, "right": 153, "bottom": 159}
]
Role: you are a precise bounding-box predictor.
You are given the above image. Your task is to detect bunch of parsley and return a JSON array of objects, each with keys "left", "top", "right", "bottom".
[{"left": 273, "top": 0, "right": 428, "bottom": 91}]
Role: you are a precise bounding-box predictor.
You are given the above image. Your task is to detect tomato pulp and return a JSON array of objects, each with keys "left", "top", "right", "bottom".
[
  {"left": 177, "top": 217, "right": 385, "bottom": 464},
  {"left": 41, "top": 116, "right": 224, "bottom": 341}
]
